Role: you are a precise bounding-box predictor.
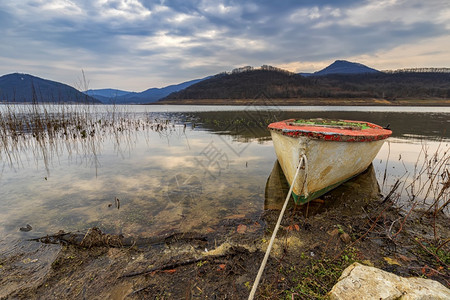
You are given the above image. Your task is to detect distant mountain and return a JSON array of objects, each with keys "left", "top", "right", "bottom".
[
  {"left": 318, "top": 60, "right": 379, "bottom": 76},
  {"left": 87, "top": 77, "right": 209, "bottom": 104},
  {"left": 85, "top": 88, "right": 131, "bottom": 98},
  {"left": 84, "top": 88, "right": 132, "bottom": 104},
  {"left": 300, "top": 60, "right": 380, "bottom": 77},
  {"left": 0, "top": 73, "right": 100, "bottom": 104}
]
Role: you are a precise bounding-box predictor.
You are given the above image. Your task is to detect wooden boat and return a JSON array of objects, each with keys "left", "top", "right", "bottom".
[{"left": 268, "top": 118, "right": 392, "bottom": 204}]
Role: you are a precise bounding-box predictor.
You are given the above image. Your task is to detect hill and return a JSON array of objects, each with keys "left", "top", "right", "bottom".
[
  {"left": 84, "top": 88, "right": 132, "bottom": 104},
  {"left": 160, "top": 69, "right": 310, "bottom": 101},
  {"left": 159, "top": 67, "right": 450, "bottom": 104},
  {"left": 299, "top": 60, "right": 380, "bottom": 76},
  {"left": 85, "top": 88, "right": 130, "bottom": 99},
  {"left": 0, "top": 73, "right": 100, "bottom": 104},
  {"left": 313, "top": 60, "right": 380, "bottom": 76},
  {"left": 86, "top": 77, "right": 208, "bottom": 104}
]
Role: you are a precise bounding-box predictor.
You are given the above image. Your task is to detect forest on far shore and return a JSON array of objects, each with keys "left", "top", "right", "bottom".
[{"left": 160, "top": 70, "right": 450, "bottom": 102}]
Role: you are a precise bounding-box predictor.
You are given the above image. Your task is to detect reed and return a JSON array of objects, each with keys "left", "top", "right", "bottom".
[
  {"left": 384, "top": 141, "right": 449, "bottom": 218},
  {"left": 0, "top": 103, "right": 186, "bottom": 173},
  {"left": 368, "top": 140, "right": 450, "bottom": 274}
]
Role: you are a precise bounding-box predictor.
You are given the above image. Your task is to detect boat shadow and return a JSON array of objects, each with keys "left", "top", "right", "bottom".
[{"left": 264, "top": 160, "right": 380, "bottom": 216}]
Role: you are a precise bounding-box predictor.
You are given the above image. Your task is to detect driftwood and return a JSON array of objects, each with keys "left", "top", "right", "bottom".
[
  {"left": 119, "top": 256, "right": 223, "bottom": 279},
  {"left": 121, "top": 247, "right": 249, "bottom": 296},
  {"left": 124, "top": 256, "right": 225, "bottom": 296},
  {"left": 28, "top": 227, "right": 207, "bottom": 248},
  {"left": 118, "top": 246, "right": 253, "bottom": 296},
  {"left": 119, "top": 245, "right": 249, "bottom": 280}
]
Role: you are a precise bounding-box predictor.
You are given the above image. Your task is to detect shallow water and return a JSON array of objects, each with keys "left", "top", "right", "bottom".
[{"left": 0, "top": 105, "right": 448, "bottom": 247}]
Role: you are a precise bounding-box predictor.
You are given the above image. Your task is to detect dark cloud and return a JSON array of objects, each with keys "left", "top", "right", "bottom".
[{"left": 0, "top": 0, "right": 448, "bottom": 90}]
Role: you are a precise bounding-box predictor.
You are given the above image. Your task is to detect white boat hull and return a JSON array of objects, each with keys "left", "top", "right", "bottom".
[{"left": 270, "top": 130, "right": 386, "bottom": 204}]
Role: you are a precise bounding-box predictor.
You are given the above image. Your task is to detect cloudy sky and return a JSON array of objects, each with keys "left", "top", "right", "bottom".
[{"left": 1, "top": 0, "right": 449, "bottom": 91}]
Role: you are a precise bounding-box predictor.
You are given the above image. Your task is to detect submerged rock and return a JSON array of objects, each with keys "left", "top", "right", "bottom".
[
  {"left": 19, "top": 224, "right": 32, "bottom": 232},
  {"left": 328, "top": 262, "right": 450, "bottom": 300}
]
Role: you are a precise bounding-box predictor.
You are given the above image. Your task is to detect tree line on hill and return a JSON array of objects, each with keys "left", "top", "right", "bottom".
[{"left": 161, "top": 70, "right": 450, "bottom": 101}]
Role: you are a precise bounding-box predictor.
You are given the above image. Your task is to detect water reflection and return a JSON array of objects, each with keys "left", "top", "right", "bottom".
[
  {"left": 265, "top": 160, "right": 380, "bottom": 215},
  {"left": 374, "top": 138, "right": 449, "bottom": 212},
  {"left": 265, "top": 159, "right": 291, "bottom": 210},
  {"left": 0, "top": 105, "right": 448, "bottom": 243},
  {"left": 0, "top": 106, "right": 191, "bottom": 175},
  {"left": 194, "top": 110, "right": 450, "bottom": 141}
]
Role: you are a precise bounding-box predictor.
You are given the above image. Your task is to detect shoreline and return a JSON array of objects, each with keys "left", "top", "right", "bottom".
[
  {"left": 152, "top": 98, "right": 450, "bottom": 106},
  {"left": 1, "top": 98, "right": 449, "bottom": 107},
  {"left": 2, "top": 178, "right": 448, "bottom": 299}
]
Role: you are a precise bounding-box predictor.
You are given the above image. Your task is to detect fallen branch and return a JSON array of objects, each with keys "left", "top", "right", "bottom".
[
  {"left": 414, "top": 238, "right": 449, "bottom": 268},
  {"left": 119, "top": 256, "right": 212, "bottom": 279},
  {"left": 28, "top": 228, "right": 125, "bottom": 248},
  {"left": 28, "top": 227, "right": 207, "bottom": 248},
  {"left": 389, "top": 202, "right": 417, "bottom": 240},
  {"left": 381, "top": 179, "right": 401, "bottom": 204},
  {"left": 435, "top": 238, "right": 450, "bottom": 252}
]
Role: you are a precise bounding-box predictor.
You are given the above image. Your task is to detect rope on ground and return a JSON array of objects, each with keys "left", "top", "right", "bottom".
[{"left": 248, "top": 154, "right": 308, "bottom": 300}]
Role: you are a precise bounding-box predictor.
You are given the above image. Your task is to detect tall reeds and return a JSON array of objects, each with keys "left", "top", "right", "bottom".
[
  {"left": 383, "top": 141, "right": 449, "bottom": 217},
  {"left": 377, "top": 140, "right": 449, "bottom": 265},
  {"left": 0, "top": 103, "right": 185, "bottom": 174}
]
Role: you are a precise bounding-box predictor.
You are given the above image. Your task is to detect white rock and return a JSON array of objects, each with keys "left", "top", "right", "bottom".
[{"left": 328, "top": 262, "right": 450, "bottom": 300}]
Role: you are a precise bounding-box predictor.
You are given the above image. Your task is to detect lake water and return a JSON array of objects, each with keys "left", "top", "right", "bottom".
[{"left": 0, "top": 105, "right": 449, "bottom": 247}]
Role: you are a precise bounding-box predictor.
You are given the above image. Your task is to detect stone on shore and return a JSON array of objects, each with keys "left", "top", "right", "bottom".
[{"left": 328, "top": 262, "right": 450, "bottom": 300}]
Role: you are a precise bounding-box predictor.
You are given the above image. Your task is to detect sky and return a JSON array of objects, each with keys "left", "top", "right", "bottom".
[{"left": 0, "top": 0, "right": 449, "bottom": 91}]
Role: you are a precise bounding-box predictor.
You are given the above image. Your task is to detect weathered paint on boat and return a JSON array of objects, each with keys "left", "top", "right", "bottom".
[{"left": 268, "top": 119, "right": 392, "bottom": 204}]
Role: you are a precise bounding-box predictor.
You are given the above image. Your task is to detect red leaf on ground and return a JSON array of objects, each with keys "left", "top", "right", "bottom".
[
  {"left": 236, "top": 224, "right": 247, "bottom": 234},
  {"left": 421, "top": 266, "right": 427, "bottom": 275}
]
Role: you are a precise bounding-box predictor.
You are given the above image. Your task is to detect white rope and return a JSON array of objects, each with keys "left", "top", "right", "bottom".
[{"left": 248, "top": 154, "right": 308, "bottom": 300}]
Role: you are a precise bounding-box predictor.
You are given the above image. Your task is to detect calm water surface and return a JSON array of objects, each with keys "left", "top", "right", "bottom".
[{"left": 0, "top": 105, "right": 448, "bottom": 247}]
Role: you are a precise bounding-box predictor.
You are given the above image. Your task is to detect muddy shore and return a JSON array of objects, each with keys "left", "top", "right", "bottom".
[{"left": 1, "top": 166, "right": 448, "bottom": 299}]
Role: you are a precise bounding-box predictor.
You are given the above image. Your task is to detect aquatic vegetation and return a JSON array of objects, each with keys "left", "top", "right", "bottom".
[
  {"left": 0, "top": 103, "right": 187, "bottom": 173},
  {"left": 380, "top": 141, "right": 449, "bottom": 238}
]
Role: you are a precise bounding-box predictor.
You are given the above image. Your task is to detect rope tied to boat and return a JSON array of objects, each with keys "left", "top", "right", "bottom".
[{"left": 248, "top": 153, "right": 308, "bottom": 300}]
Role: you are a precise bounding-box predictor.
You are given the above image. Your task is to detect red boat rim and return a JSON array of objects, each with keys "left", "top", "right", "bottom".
[{"left": 268, "top": 118, "right": 392, "bottom": 142}]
